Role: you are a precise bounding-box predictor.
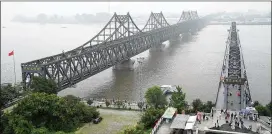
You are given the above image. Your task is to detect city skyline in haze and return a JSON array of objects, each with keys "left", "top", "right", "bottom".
[{"left": 1, "top": 2, "right": 270, "bottom": 23}]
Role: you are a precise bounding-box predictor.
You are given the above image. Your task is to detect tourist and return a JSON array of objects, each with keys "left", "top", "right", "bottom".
[
  {"left": 241, "top": 120, "right": 244, "bottom": 129},
  {"left": 231, "top": 113, "right": 234, "bottom": 119},
  {"left": 203, "top": 114, "right": 206, "bottom": 121},
  {"left": 227, "top": 112, "right": 230, "bottom": 120}
]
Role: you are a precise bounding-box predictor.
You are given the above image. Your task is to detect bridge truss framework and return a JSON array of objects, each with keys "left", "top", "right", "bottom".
[{"left": 21, "top": 11, "right": 206, "bottom": 91}]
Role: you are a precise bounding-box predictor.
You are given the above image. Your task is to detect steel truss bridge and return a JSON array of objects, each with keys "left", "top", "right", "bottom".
[
  {"left": 216, "top": 22, "right": 252, "bottom": 110},
  {"left": 21, "top": 11, "right": 207, "bottom": 91}
]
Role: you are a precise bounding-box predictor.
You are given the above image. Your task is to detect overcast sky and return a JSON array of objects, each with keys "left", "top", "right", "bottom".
[{"left": 1, "top": 2, "right": 270, "bottom": 21}]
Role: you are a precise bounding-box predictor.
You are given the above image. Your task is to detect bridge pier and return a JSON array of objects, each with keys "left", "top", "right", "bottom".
[
  {"left": 169, "top": 35, "right": 181, "bottom": 45},
  {"left": 113, "top": 59, "right": 135, "bottom": 70}
]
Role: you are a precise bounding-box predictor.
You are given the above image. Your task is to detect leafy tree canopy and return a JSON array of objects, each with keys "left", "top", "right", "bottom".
[
  {"left": 192, "top": 99, "right": 203, "bottom": 112},
  {"left": 0, "top": 84, "right": 21, "bottom": 109},
  {"left": 253, "top": 101, "right": 260, "bottom": 107},
  {"left": 144, "top": 86, "right": 167, "bottom": 109},
  {"left": 140, "top": 108, "right": 165, "bottom": 129},
  {"left": 255, "top": 104, "right": 270, "bottom": 116},
  {"left": 170, "top": 86, "right": 188, "bottom": 113},
  {"left": 1, "top": 93, "right": 99, "bottom": 133},
  {"left": 30, "top": 76, "right": 58, "bottom": 94}
]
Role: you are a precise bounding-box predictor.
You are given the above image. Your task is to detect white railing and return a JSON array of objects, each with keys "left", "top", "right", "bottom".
[{"left": 151, "top": 117, "right": 163, "bottom": 134}]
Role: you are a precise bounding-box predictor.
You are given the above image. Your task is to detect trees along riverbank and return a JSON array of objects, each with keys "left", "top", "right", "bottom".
[
  {"left": 252, "top": 101, "right": 271, "bottom": 117},
  {"left": 118, "top": 85, "right": 216, "bottom": 134},
  {"left": 0, "top": 76, "right": 99, "bottom": 134}
]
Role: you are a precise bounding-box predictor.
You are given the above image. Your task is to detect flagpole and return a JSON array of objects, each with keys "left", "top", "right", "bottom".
[{"left": 12, "top": 50, "right": 17, "bottom": 85}]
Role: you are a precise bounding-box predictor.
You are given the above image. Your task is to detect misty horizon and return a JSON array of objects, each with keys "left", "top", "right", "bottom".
[{"left": 1, "top": 2, "right": 270, "bottom": 23}]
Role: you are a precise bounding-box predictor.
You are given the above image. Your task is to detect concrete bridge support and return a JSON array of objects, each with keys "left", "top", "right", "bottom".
[
  {"left": 113, "top": 59, "right": 135, "bottom": 70},
  {"left": 169, "top": 35, "right": 182, "bottom": 45}
]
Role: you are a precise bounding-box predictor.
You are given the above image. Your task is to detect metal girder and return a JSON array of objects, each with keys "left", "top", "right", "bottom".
[
  {"left": 224, "top": 22, "right": 252, "bottom": 102},
  {"left": 142, "top": 12, "right": 170, "bottom": 32},
  {"left": 178, "top": 11, "right": 199, "bottom": 23},
  {"left": 21, "top": 11, "right": 204, "bottom": 91}
]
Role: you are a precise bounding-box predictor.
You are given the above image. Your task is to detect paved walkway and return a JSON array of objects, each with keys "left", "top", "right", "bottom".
[
  {"left": 216, "top": 83, "right": 226, "bottom": 110},
  {"left": 156, "top": 122, "right": 172, "bottom": 134},
  {"left": 226, "top": 84, "right": 242, "bottom": 111}
]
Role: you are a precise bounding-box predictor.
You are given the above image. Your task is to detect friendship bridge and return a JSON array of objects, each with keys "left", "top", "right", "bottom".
[
  {"left": 21, "top": 11, "right": 209, "bottom": 91},
  {"left": 215, "top": 22, "right": 252, "bottom": 111}
]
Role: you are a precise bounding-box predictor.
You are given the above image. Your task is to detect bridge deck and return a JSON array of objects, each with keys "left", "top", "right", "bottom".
[{"left": 226, "top": 84, "right": 243, "bottom": 111}]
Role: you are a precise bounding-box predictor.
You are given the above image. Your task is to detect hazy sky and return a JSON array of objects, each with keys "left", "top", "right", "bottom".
[{"left": 2, "top": 2, "right": 270, "bottom": 21}]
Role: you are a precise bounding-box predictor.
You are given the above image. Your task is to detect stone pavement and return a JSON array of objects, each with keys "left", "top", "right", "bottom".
[{"left": 156, "top": 122, "right": 172, "bottom": 134}]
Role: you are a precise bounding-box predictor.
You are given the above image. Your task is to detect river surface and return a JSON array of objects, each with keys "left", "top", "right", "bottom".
[{"left": 1, "top": 22, "right": 271, "bottom": 104}]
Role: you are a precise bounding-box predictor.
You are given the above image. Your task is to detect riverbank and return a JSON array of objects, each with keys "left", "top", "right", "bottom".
[{"left": 75, "top": 109, "right": 141, "bottom": 134}]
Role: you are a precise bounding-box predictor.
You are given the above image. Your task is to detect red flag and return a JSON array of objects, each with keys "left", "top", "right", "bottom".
[{"left": 8, "top": 50, "right": 14, "bottom": 56}]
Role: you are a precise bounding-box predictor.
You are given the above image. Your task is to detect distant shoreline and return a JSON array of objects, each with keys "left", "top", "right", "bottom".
[
  {"left": 5, "top": 21, "right": 271, "bottom": 26},
  {"left": 209, "top": 22, "right": 271, "bottom": 25}
]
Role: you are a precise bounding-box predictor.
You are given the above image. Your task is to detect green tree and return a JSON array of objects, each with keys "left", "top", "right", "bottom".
[
  {"left": 0, "top": 84, "right": 20, "bottom": 108},
  {"left": 30, "top": 76, "right": 58, "bottom": 94},
  {"left": 253, "top": 101, "right": 260, "bottom": 107},
  {"left": 9, "top": 92, "right": 98, "bottom": 132},
  {"left": 145, "top": 86, "right": 167, "bottom": 109},
  {"left": 140, "top": 108, "right": 164, "bottom": 129},
  {"left": 170, "top": 86, "right": 187, "bottom": 113},
  {"left": 202, "top": 101, "right": 215, "bottom": 113},
  {"left": 192, "top": 99, "right": 203, "bottom": 112},
  {"left": 265, "top": 101, "right": 271, "bottom": 116},
  {"left": 255, "top": 104, "right": 269, "bottom": 116}
]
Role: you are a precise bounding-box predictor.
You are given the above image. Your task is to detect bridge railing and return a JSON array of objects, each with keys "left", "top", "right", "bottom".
[{"left": 215, "top": 29, "right": 230, "bottom": 108}]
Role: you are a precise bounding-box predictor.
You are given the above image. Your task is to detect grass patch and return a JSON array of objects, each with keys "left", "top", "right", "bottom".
[{"left": 75, "top": 109, "right": 141, "bottom": 134}]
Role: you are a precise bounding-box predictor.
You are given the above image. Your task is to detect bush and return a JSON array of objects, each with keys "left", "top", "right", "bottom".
[
  {"left": 119, "top": 123, "right": 145, "bottom": 134},
  {"left": 140, "top": 108, "right": 164, "bottom": 129},
  {"left": 31, "top": 127, "right": 50, "bottom": 134},
  {"left": 4, "top": 114, "right": 33, "bottom": 134},
  {"left": 87, "top": 99, "right": 93, "bottom": 105}
]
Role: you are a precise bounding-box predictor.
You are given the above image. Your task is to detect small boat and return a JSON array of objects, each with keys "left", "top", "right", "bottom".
[
  {"left": 61, "top": 26, "right": 67, "bottom": 28},
  {"left": 160, "top": 85, "right": 178, "bottom": 95},
  {"left": 2, "top": 26, "right": 6, "bottom": 28}
]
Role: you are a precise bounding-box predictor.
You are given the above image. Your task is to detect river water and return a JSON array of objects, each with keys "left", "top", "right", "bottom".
[{"left": 1, "top": 22, "right": 271, "bottom": 104}]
